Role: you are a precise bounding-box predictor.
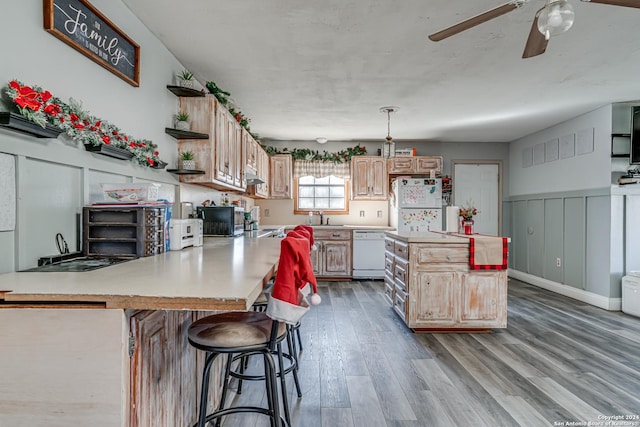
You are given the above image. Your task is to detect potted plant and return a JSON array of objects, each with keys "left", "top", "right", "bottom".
[
  {"left": 175, "top": 111, "right": 190, "bottom": 131},
  {"left": 177, "top": 70, "right": 194, "bottom": 88},
  {"left": 180, "top": 150, "right": 196, "bottom": 170}
]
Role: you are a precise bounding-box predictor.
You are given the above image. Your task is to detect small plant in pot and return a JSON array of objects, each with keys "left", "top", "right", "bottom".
[
  {"left": 175, "top": 111, "right": 190, "bottom": 131},
  {"left": 180, "top": 150, "right": 196, "bottom": 170},
  {"left": 177, "top": 70, "right": 194, "bottom": 88}
]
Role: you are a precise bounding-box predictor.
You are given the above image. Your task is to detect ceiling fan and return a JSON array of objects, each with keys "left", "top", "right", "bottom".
[{"left": 429, "top": 0, "right": 640, "bottom": 58}]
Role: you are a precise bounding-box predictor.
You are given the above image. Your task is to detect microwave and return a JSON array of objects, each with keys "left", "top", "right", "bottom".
[{"left": 196, "top": 206, "right": 245, "bottom": 237}]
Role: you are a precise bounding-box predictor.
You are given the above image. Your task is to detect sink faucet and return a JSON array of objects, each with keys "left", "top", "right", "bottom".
[{"left": 318, "top": 211, "right": 324, "bottom": 225}]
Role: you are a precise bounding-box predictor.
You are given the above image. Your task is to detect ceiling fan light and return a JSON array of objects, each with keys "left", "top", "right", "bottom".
[{"left": 537, "top": 0, "right": 575, "bottom": 37}]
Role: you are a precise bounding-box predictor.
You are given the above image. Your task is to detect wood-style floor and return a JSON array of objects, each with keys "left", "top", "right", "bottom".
[{"left": 221, "top": 278, "right": 640, "bottom": 427}]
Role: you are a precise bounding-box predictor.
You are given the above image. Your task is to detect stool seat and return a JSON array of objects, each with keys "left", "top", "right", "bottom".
[{"left": 188, "top": 312, "right": 286, "bottom": 349}]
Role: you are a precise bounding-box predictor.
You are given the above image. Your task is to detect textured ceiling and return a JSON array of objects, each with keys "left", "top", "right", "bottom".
[{"left": 122, "top": 0, "right": 640, "bottom": 143}]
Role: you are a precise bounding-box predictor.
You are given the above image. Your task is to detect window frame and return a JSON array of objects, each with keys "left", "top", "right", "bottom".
[{"left": 293, "top": 176, "right": 350, "bottom": 215}]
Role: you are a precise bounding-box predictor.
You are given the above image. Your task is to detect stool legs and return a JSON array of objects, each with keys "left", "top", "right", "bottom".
[{"left": 195, "top": 349, "right": 285, "bottom": 427}]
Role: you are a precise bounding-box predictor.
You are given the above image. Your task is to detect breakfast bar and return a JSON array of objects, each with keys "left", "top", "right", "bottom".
[{"left": 0, "top": 237, "right": 281, "bottom": 427}]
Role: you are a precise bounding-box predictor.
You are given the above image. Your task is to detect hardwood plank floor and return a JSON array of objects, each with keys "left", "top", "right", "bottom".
[{"left": 219, "top": 278, "right": 640, "bottom": 426}]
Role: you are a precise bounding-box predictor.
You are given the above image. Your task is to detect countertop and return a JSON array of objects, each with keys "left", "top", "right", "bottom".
[
  {"left": 386, "top": 230, "right": 510, "bottom": 243},
  {"left": 0, "top": 236, "right": 281, "bottom": 311},
  {"left": 278, "top": 224, "right": 395, "bottom": 231}
]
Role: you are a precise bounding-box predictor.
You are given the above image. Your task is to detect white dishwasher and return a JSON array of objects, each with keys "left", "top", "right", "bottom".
[{"left": 352, "top": 230, "right": 386, "bottom": 279}]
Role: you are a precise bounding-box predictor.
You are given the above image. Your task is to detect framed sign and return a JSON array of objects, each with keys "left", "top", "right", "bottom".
[{"left": 43, "top": 0, "right": 140, "bottom": 87}]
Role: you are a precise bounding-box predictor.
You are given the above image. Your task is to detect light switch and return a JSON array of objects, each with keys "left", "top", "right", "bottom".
[
  {"left": 360, "top": 210, "right": 365, "bottom": 217},
  {"left": 377, "top": 210, "right": 383, "bottom": 218},
  {"left": 264, "top": 209, "right": 270, "bottom": 217}
]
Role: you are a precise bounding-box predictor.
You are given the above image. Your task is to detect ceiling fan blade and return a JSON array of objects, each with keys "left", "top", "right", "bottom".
[
  {"left": 522, "top": 10, "right": 548, "bottom": 58},
  {"left": 580, "top": 0, "right": 640, "bottom": 9},
  {"left": 429, "top": 1, "right": 524, "bottom": 42}
]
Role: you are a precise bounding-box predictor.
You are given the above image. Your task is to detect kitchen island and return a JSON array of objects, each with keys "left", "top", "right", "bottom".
[
  {"left": 384, "top": 231, "right": 508, "bottom": 332},
  {"left": 0, "top": 236, "right": 281, "bottom": 427}
]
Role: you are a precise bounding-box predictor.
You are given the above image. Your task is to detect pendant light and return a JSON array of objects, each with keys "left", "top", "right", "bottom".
[{"left": 380, "top": 106, "right": 398, "bottom": 158}]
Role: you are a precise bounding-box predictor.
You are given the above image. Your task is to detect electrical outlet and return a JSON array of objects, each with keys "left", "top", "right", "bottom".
[
  {"left": 377, "top": 210, "right": 383, "bottom": 218},
  {"left": 556, "top": 258, "right": 561, "bottom": 268},
  {"left": 359, "top": 210, "right": 365, "bottom": 217},
  {"left": 264, "top": 209, "right": 270, "bottom": 217}
]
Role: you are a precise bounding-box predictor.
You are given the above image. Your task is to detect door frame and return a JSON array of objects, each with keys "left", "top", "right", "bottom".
[{"left": 451, "top": 160, "right": 503, "bottom": 234}]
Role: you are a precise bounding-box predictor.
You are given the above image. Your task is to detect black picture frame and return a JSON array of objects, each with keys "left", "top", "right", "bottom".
[{"left": 43, "top": 0, "right": 140, "bottom": 87}]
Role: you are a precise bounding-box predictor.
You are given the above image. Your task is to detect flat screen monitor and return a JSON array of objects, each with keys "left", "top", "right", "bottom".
[{"left": 632, "top": 107, "right": 640, "bottom": 164}]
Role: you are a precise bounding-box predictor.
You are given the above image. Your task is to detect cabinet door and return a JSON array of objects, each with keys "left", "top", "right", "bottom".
[
  {"left": 244, "top": 131, "right": 258, "bottom": 175},
  {"left": 130, "top": 310, "right": 173, "bottom": 427},
  {"left": 351, "top": 157, "right": 371, "bottom": 199},
  {"left": 323, "top": 240, "right": 351, "bottom": 276},
  {"left": 311, "top": 243, "right": 322, "bottom": 276},
  {"left": 369, "top": 157, "right": 388, "bottom": 199},
  {"left": 408, "top": 272, "right": 456, "bottom": 328},
  {"left": 414, "top": 156, "right": 443, "bottom": 174},
  {"left": 387, "top": 157, "right": 414, "bottom": 174},
  {"left": 214, "top": 107, "right": 230, "bottom": 183},
  {"left": 233, "top": 122, "right": 243, "bottom": 188},
  {"left": 459, "top": 271, "right": 507, "bottom": 327},
  {"left": 270, "top": 155, "right": 292, "bottom": 199}
]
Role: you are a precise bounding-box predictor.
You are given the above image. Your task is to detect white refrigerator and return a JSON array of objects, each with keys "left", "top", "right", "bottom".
[{"left": 390, "top": 178, "right": 442, "bottom": 232}]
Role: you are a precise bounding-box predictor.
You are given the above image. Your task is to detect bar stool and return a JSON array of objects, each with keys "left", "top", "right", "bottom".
[
  {"left": 188, "top": 311, "right": 287, "bottom": 427},
  {"left": 188, "top": 234, "right": 320, "bottom": 427}
]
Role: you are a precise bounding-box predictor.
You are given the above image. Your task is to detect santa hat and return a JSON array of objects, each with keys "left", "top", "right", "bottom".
[
  {"left": 266, "top": 234, "right": 321, "bottom": 325},
  {"left": 293, "top": 225, "right": 317, "bottom": 250},
  {"left": 287, "top": 231, "right": 322, "bottom": 305}
]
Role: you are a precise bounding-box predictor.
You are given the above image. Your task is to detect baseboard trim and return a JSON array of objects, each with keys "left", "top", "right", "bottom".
[{"left": 508, "top": 269, "right": 622, "bottom": 311}]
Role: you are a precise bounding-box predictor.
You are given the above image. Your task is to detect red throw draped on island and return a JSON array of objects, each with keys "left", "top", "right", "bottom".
[{"left": 469, "top": 236, "right": 508, "bottom": 270}]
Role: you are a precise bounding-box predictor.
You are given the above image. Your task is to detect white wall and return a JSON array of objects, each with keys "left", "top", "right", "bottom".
[
  {"left": 0, "top": 1, "right": 195, "bottom": 271},
  {"left": 508, "top": 105, "right": 613, "bottom": 196}
]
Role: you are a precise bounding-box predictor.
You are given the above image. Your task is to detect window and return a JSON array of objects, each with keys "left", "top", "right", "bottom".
[{"left": 294, "top": 175, "right": 349, "bottom": 214}]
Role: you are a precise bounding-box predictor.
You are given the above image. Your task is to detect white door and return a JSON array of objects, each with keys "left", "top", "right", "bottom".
[{"left": 453, "top": 162, "right": 500, "bottom": 236}]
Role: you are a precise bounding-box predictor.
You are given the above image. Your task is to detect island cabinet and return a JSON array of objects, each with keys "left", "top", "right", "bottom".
[
  {"left": 269, "top": 154, "right": 292, "bottom": 199},
  {"left": 387, "top": 155, "right": 443, "bottom": 175},
  {"left": 384, "top": 233, "right": 507, "bottom": 331},
  {"left": 311, "top": 229, "right": 352, "bottom": 278},
  {"left": 351, "top": 156, "right": 388, "bottom": 200},
  {"left": 177, "top": 95, "right": 245, "bottom": 192}
]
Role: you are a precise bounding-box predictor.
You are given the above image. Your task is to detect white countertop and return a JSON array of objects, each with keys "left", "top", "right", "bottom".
[
  {"left": 0, "top": 237, "right": 281, "bottom": 311},
  {"left": 386, "top": 230, "right": 510, "bottom": 243}
]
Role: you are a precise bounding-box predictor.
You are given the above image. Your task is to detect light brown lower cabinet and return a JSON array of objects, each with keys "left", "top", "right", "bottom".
[
  {"left": 129, "top": 310, "right": 229, "bottom": 427},
  {"left": 384, "top": 235, "right": 507, "bottom": 331},
  {"left": 311, "top": 229, "right": 352, "bottom": 278}
]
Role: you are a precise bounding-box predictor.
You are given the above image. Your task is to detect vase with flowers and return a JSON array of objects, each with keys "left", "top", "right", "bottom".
[{"left": 459, "top": 203, "right": 478, "bottom": 235}]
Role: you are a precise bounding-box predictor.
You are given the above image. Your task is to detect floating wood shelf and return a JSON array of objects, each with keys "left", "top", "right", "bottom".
[
  {"left": 151, "top": 161, "right": 168, "bottom": 170},
  {"left": 84, "top": 143, "right": 134, "bottom": 160},
  {"left": 165, "top": 127, "right": 209, "bottom": 140},
  {"left": 0, "top": 112, "right": 64, "bottom": 139},
  {"left": 167, "top": 169, "right": 205, "bottom": 175},
  {"left": 166, "top": 85, "right": 205, "bottom": 97}
]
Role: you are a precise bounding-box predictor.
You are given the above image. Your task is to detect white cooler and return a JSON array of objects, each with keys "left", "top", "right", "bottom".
[{"left": 622, "top": 272, "right": 640, "bottom": 317}]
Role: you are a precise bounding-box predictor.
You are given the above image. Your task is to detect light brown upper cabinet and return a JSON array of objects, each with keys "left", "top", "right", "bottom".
[
  {"left": 387, "top": 156, "right": 443, "bottom": 175},
  {"left": 177, "top": 95, "right": 245, "bottom": 192},
  {"left": 269, "top": 154, "right": 292, "bottom": 199},
  {"left": 351, "top": 156, "right": 388, "bottom": 200}
]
